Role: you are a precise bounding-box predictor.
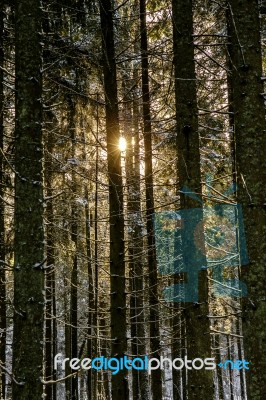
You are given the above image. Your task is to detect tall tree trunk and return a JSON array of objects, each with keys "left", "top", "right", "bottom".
[
  {"left": 124, "top": 73, "right": 149, "bottom": 400},
  {"left": 99, "top": 1, "right": 128, "bottom": 399},
  {"left": 227, "top": 1, "right": 266, "bottom": 398},
  {"left": 92, "top": 98, "right": 99, "bottom": 400},
  {"left": 70, "top": 101, "right": 79, "bottom": 400},
  {"left": 139, "top": 1, "right": 162, "bottom": 399},
  {"left": 0, "top": 4, "right": 6, "bottom": 399},
  {"left": 225, "top": 11, "right": 245, "bottom": 400},
  {"left": 83, "top": 114, "right": 95, "bottom": 400},
  {"left": 12, "top": 0, "right": 45, "bottom": 398},
  {"left": 64, "top": 272, "right": 72, "bottom": 399},
  {"left": 133, "top": 78, "right": 150, "bottom": 400},
  {"left": 85, "top": 190, "right": 94, "bottom": 400},
  {"left": 171, "top": 0, "right": 214, "bottom": 397},
  {"left": 52, "top": 274, "right": 57, "bottom": 400},
  {"left": 44, "top": 121, "right": 57, "bottom": 400}
]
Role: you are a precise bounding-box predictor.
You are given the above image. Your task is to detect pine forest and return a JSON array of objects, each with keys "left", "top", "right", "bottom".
[{"left": 0, "top": 0, "right": 265, "bottom": 399}]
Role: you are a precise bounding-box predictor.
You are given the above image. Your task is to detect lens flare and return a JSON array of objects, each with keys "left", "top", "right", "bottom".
[{"left": 119, "top": 137, "right": 127, "bottom": 151}]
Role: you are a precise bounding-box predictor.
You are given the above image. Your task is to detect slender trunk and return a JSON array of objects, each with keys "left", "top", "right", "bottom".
[
  {"left": 85, "top": 188, "right": 94, "bottom": 399},
  {"left": 125, "top": 74, "right": 149, "bottom": 400},
  {"left": 227, "top": 1, "right": 266, "bottom": 398},
  {"left": 0, "top": 4, "right": 6, "bottom": 398},
  {"left": 98, "top": 296, "right": 109, "bottom": 399},
  {"left": 64, "top": 274, "right": 71, "bottom": 399},
  {"left": 139, "top": 1, "right": 162, "bottom": 398},
  {"left": 12, "top": 0, "right": 45, "bottom": 398},
  {"left": 171, "top": 0, "right": 214, "bottom": 397},
  {"left": 44, "top": 131, "right": 56, "bottom": 399},
  {"left": 70, "top": 251, "right": 78, "bottom": 399},
  {"left": 99, "top": 1, "right": 127, "bottom": 398},
  {"left": 225, "top": 12, "right": 245, "bottom": 400},
  {"left": 52, "top": 273, "right": 57, "bottom": 400},
  {"left": 236, "top": 318, "right": 247, "bottom": 400},
  {"left": 226, "top": 6, "right": 236, "bottom": 185},
  {"left": 92, "top": 96, "right": 99, "bottom": 400},
  {"left": 213, "top": 333, "right": 223, "bottom": 400},
  {"left": 70, "top": 102, "right": 78, "bottom": 400}
]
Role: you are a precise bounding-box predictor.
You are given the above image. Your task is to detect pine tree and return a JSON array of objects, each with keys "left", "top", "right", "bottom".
[
  {"left": 44, "top": 112, "right": 57, "bottom": 400},
  {"left": 227, "top": 0, "right": 266, "bottom": 397},
  {"left": 12, "top": 0, "right": 45, "bottom": 398},
  {"left": 0, "top": 3, "right": 6, "bottom": 398},
  {"left": 99, "top": 0, "right": 128, "bottom": 398},
  {"left": 139, "top": 0, "right": 162, "bottom": 398},
  {"left": 171, "top": 0, "right": 214, "bottom": 397}
]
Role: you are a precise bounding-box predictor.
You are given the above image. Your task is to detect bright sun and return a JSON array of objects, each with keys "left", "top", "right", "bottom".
[{"left": 119, "top": 137, "right": 127, "bottom": 152}]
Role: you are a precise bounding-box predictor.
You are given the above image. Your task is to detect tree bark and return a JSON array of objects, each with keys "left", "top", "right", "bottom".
[
  {"left": 99, "top": 1, "right": 128, "bottom": 398},
  {"left": 69, "top": 100, "right": 79, "bottom": 400},
  {"left": 139, "top": 1, "right": 162, "bottom": 398},
  {"left": 12, "top": 0, "right": 45, "bottom": 398},
  {"left": 227, "top": 1, "right": 266, "bottom": 398},
  {"left": 92, "top": 100, "right": 99, "bottom": 400},
  {"left": 85, "top": 188, "right": 94, "bottom": 400},
  {"left": 44, "top": 118, "right": 57, "bottom": 400},
  {"left": 124, "top": 72, "right": 149, "bottom": 400},
  {"left": 171, "top": 0, "right": 214, "bottom": 397},
  {"left": 0, "top": 4, "right": 6, "bottom": 398}
]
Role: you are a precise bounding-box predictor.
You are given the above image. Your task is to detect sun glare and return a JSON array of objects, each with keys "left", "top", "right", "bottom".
[{"left": 119, "top": 137, "right": 127, "bottom": 152}]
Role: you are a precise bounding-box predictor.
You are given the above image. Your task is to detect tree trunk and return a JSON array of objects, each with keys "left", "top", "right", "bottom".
[
  {"left": 44, "top": 119, "right": 57, "bottom": 400},
  {"left": 64, "top": 274, "right": 72, "bottom": 399},
  {"left": 171, "top": 0, "right": 214, "bottom": 397},
  {"left": 12, "top": 0, "right": 45, "bottom": 398},
  {"left": 124, "top": 72, "right": 149, "bottom": 400},
  {"left": 139, "top": 1, "right": 162, "bottom": 398},
  {"left": 0, "top": 4, "right": 6, "bottom": 398},
  {"left": 85, "top": 189, "right": 94, "bottom": 400},
  {"left": 99, "top": 1, "right": 128, "bottom": 398},
  {"left": 227, "top": 1, "right": 266, "bottom": 398},
  {"left": 70, "top": 100, "right": 79, "bottom": 400},
  {"left": 92, "top": 99, "right": 99, "bottom": 400}
]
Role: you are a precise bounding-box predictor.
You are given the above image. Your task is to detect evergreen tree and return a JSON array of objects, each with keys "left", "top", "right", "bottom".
[
  {"left": 139, "top": 1, "right": 162, "bottom": 397},
  {"left": 227, "top": 0, "right": 266, "bottom": 397},
  {"left": 99, "top": 0, "right": 128, "bottom": 398},
  {"left": 172, "top": 0, "right": 214, "bottom": 397},
  {"left": 0, "top": 3, "right": 6, "bottom": 398},
  {"left": 12, "top": 0, "right": 45, "bottom": 398}
]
